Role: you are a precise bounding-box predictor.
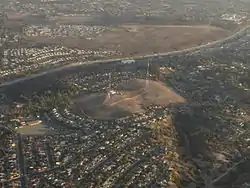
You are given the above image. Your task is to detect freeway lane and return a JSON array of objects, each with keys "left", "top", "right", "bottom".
[{"left": 0, "top": 24, "right": 249, "bottom": 89}]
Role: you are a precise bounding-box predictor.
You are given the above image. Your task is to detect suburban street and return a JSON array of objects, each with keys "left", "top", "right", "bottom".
[{"left": 1, "top": 0, "right": 250, "bottom": 187}]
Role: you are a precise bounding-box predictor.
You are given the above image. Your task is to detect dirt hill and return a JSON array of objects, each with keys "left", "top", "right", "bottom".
[{"left": 71, "top": 79, "right": 185, "bottom": 120}]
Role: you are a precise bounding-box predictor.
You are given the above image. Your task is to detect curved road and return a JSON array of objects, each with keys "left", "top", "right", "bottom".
[{"left": 0, "top": 25, "right": 249, "bottom": 88}]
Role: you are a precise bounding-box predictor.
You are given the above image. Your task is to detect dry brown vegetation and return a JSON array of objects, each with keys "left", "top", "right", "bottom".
[
  {"left": 53, "top": 15, "right": 96, "bottom": 24},
  {"left": 23, "top": 24, "right": 230, "bottom": 56},
  {"left": 71, "top": 79, "right": 185, "bottom": 120}
]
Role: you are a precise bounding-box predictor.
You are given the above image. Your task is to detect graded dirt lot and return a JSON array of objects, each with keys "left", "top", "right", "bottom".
[
  {"left": 71, "top": 79, "right": 185, "bottom": 120},
  {"left": 16, "top": 124, "right": 54, "bottom": 136},
  {"left": 23, "top": 24, "right": 230, "bottom": 56}
]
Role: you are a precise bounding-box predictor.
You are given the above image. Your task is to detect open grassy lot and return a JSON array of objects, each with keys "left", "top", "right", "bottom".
[
  {"left": 23, "top": 24, "right": 230, "bottom": 56},
  {"left": 16, "top": 123, "right": 54, "bottom": 136}
]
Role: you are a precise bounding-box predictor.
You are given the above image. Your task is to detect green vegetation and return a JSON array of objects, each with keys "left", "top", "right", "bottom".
[{"left": 4, "top": 80, "right": 83, "bottom": 119}]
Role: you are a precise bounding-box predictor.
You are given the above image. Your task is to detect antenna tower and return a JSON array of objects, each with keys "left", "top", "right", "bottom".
[
  {"left": 108, "top": 73, "right": 112, "bottom": 99},
  {"left": 146, "top": 60, "right": 150, "bottom": 88}
]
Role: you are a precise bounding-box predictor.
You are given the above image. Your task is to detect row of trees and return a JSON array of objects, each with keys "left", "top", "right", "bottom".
[{"left": 150, "top": 113, "right": 182, "bottom": 187}]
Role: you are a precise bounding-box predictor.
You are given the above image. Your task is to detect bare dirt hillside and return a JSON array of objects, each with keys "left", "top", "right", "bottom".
[{"left": 71, "top": 79, "right": 185, "bottom": 120}]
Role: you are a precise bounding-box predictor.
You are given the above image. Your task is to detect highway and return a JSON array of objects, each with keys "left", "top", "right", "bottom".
[{"left": 0, "top": 24, "right": 249, "bottom": 89}]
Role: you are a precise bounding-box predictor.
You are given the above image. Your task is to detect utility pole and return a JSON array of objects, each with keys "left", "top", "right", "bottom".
[
  {"left": 146, "top": 60, "right": 150, "bottom": 88},
  {"left": 108, "top": 73, "right": 112, "bottom": 99}
]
